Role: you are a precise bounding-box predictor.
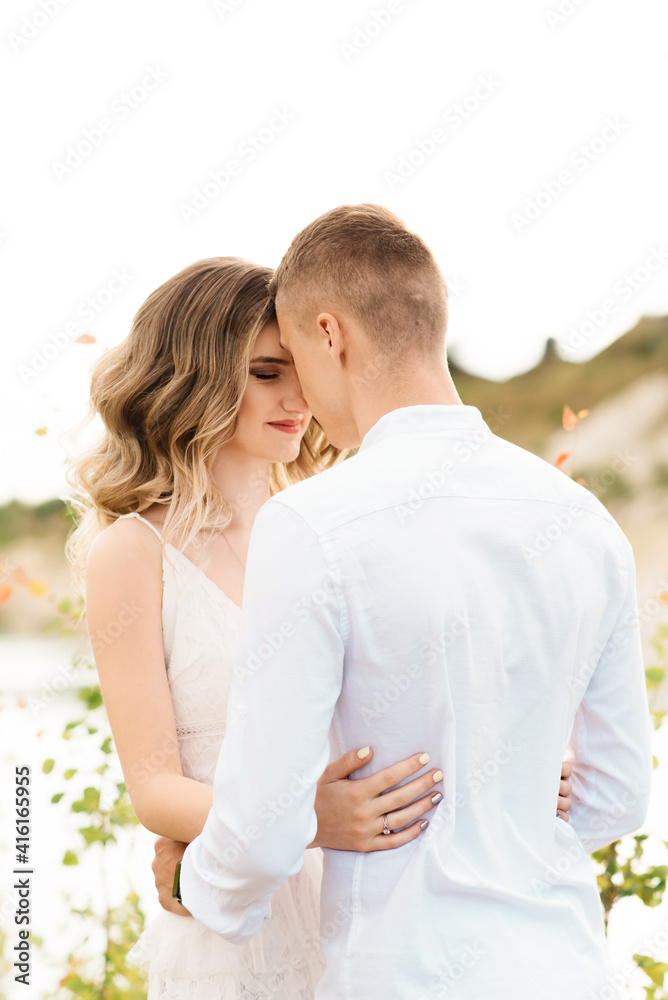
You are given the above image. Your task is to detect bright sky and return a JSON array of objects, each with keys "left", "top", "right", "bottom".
[{"left": 2, "top": 0, "right": 667, "bottom": 503}]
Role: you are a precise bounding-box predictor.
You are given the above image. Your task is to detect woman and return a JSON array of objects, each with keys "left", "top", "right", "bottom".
[{"left": 68, "top": 258, "right": 572, "bottom": 999}]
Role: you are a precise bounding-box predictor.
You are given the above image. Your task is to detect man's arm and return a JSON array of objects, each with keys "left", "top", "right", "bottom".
[
  {"left": 567, "top": 535, "right": 653, "bottom": 853},
  {"left": 179, "top": 499, "right": 345, "bottom": 943}
]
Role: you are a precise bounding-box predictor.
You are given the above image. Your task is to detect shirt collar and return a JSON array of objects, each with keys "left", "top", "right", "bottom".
[{"left": 357, "top": 404, "right": 485, "bottom": 453}]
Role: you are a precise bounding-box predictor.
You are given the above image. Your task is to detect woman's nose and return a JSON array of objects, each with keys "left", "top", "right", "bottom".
[{"left": 282, "top": 374, "right": 309, "bottom": 413}]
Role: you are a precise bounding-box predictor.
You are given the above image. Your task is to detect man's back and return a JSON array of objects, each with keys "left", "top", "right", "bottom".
[{"left": 279, "top": 403, "right": 652, "bottom": 999}]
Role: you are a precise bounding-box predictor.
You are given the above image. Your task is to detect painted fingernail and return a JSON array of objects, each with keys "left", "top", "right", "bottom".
[
  {"left": 433, "top": 770, "right": 444, "bottom": 783},
  {"left": 419, "top": 753, "right": 430, "bottom": 765},
  {"left": 420, "top": 820, "right": 429, "bottom": 831},
  {"left": 357, "top": 746, "right": 371, "bottom": 759},
  {"left": 431, "top": 792, "right": 443, "bottom": 805}
]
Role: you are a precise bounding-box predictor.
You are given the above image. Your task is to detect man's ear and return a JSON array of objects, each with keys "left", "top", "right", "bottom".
[{"left": 316, "top": 312, "right": 346, "bottom": 367}]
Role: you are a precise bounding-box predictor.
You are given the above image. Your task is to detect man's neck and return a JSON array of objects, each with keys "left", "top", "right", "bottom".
[{"left": 353, "top": 369, "right": 463, "bottom": 444}]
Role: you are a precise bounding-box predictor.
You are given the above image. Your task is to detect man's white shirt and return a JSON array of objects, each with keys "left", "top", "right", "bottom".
[{"left": 180, "top": 404, "right": 652, "bottom": 999}]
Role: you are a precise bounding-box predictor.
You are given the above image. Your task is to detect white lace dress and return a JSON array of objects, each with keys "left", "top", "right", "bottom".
[{"left": 118, "top": 513, "right": 326, "bottom": 1000}]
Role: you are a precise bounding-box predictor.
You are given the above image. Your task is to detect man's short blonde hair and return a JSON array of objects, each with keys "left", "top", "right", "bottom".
[{"left": 269, "top": 204, "right": 448, "bottom": 357}]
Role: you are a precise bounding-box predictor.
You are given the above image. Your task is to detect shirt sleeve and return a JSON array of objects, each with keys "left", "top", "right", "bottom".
[
  {"left": 566, "top": 534, "right": 653, "bottom": 853},
  {"left": 179, "top": 498, "right": 345, "bottom": 943}
]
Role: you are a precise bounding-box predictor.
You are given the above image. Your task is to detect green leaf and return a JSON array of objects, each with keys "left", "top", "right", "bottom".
[
  {"left": 41, "top": 617, "right": 64, "bottom": 634},
  {"left": 78, "top": 685, "right": 103, "bottom": 710},
  {"left": 72, "top": 787, "right": 100, "bottom": 814},
  {"left": 42, "top": 758, "right": 55, "bottom": 774},
  {"left": 79, "top": 825, "right": 101, "bottom": 845},
  {"left": 62, "top": 850, "right": 79, "bottom": 866},
  {"left": 51, "top": 792, "right": 64, "bottom": 803},
  {"left": 633, "top": 952, "right": 668, "bottom": 986},
  {"left": 64, "top": 768, "right": 77, "bottom": 780},
  {"left": 653, "top": 712, "right": 666, "bottom": 731}
]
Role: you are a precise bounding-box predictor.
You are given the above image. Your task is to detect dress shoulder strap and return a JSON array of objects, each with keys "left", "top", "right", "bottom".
[{"left": 115, "top": 511, "right": 164, "bottom": 543}]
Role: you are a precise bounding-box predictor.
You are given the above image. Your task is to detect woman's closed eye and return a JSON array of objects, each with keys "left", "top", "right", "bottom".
[{"left": 251, "top": 369, "right": 280, "bottom": 381}]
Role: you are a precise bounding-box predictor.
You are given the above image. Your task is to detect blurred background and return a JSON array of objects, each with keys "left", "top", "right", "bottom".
[{"left": 1, "top": 0, "right": 667, "bottom": 996}]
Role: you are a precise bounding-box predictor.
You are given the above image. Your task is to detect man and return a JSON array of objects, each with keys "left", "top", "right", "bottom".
[{"left": 154, "top": 204, "right": 652, "bottom": 997}]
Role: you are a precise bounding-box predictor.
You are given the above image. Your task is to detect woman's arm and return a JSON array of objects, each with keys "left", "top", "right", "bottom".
[
  {"left": 85, "top": 518, "right": 212, "bottom": 844},
  {"left": 152, "top": 752, "right": 575, "bottom": 917}
]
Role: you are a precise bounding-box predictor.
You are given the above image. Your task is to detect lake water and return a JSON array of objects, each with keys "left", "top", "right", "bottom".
[{"left": 1, "top": 636, "right": 667, "bottom": 999}]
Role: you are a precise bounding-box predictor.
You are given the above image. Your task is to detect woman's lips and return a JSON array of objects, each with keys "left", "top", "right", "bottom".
[{"left": 267, "top": 421, "right": 302, "bottom": 434}]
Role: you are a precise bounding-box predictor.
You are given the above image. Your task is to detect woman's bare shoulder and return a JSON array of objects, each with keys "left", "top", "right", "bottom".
[{"left": 86, "top": 513, "right": 163, "bottom": 577}]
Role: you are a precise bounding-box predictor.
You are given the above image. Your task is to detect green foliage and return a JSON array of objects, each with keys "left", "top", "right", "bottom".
[
  {"left": 43, "top": 677, "right": 146, "bottom": 996},
  {"left": 8, "top": 651, "right": 148, "bottom": 999},
  {"left": 55, "top": 893, "right": 147, "bottom": 1000},
  {"left": 631, "top": 331, "right": 663, "bottom": 356},
  {"left": 646, "top": 667, "right": 667, "bottom": 689},
  {"left": 43, "top": 596, "right": 86, "bottom": 638},
  {"left": 652, "top": 625, "right": 668, "bottom": 661},
  {"left": 591, "top": 620, "right": 668, "bottom": 994},
  {"left": 574, "top": 467, "right": 634, "bottom": 501},
  {"left": 653, "top": 463, "right": 668, "bottom": 489},
  {"left": 632, "top": 954, "right": 668, "bottom": 998},
  {"left": 592, "top": 836, "right": 668, "bottom": 929},
  {"left": 0, "top": 498, "right": 71, "bottom": 546}
]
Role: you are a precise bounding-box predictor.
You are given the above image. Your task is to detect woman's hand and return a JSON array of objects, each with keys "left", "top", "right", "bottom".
[
  {"left": 557, "top": 760, "right": 573, "bottom": 821},
  {"left": 309, "top": 748, "right": 443, "bottom": 852},
  {"left": 309, "top": 750, "right": 575, "bottom": 850}
]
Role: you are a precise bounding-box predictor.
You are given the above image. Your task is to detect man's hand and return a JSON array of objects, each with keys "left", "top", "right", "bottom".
[{"left": 152, "top": 836, "right": 191, "bottom": 916}]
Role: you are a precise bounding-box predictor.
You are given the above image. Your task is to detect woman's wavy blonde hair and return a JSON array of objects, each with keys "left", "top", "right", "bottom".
[{"left": 66, "top": 256, "right": 344, "bottom": 595}]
